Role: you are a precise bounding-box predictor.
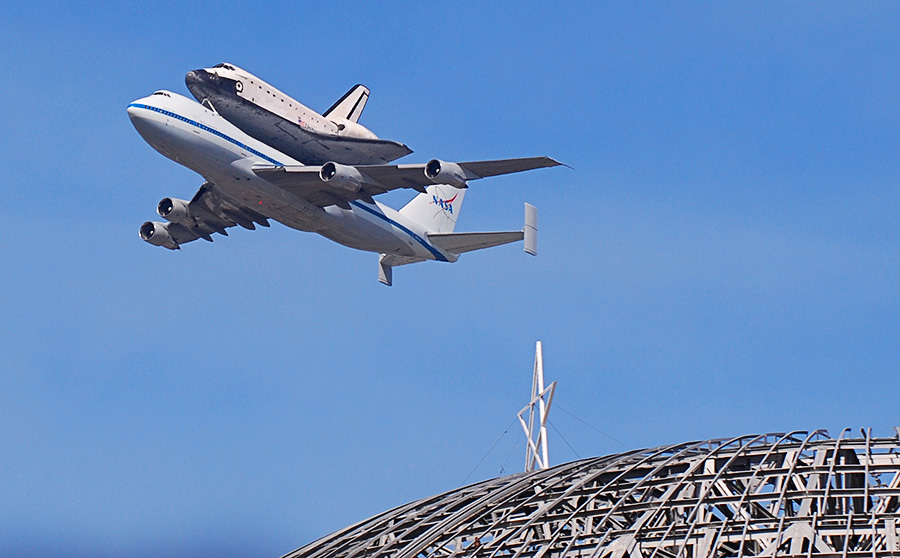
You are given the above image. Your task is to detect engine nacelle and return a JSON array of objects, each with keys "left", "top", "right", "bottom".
[
  {"left": 320, "top": 162, "right": 363, "bottom": 192},
  {"left": 157, "top": 197, "right": 194, "bottom": 226},
  {"left": 139, "top": 221, "right": 179, "bottom": 250},
  {"left": 425, "top": 159, "right": 468, "bottom": 188}
]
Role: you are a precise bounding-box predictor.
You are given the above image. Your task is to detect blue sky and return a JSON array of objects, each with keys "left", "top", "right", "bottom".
[{"left": 2, "top": 2, "right": 899, "bottom": 557}]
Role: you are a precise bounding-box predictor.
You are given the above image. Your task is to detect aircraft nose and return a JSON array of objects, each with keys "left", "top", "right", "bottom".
[
  {"left": 185, "top": 69, "right": 201, "bottom": 87},
  {"left": 185, "top": 69, "right": 214, "bottom": 88},
  {"left": 126, "top": 100, "right": 156, "bottom": 131}
]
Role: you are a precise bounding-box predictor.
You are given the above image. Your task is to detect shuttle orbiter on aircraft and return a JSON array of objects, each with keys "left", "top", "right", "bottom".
[
  {"left": 128, "top": 90, "right": 560, "bottom": 285},
  {"left": 185, "top": 63, "right": 412, "bottom": 165}
]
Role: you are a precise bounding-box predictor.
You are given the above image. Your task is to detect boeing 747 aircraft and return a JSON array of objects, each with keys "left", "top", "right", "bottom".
[
  {"left": 128, "top": 90, "right": 560, "bottom": 285},
  {"left": 186, "top": 63, "right": 411, "bottom": 165}
]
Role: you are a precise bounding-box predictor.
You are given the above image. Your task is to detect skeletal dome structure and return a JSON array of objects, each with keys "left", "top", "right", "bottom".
[{"left": 284, "top": 429, "right": 900, "bottom": 558}]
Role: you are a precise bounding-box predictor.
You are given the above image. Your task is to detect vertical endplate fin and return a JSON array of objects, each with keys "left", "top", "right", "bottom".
[
  {"left": 378, "top": 254, "right": 393, "bottom": 286},
  {"left": 524, "top": 203, "right": 538, "bottom": 256}
]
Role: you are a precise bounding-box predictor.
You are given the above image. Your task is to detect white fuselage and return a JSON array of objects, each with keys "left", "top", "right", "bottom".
[
  {"left": 191, "top": 65, "right": 376, "bottom": 138},
  {"left": 127, "top": 91, "right": 453, "bottom": 262}
]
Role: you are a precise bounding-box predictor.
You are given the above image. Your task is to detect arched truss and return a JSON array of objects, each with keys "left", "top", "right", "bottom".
[{"left": 284, "top": 429, "right": 900, "bottom": 558}]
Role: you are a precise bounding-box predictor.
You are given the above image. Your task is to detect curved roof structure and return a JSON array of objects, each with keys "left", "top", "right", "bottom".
[{"left": 285, "top": 429, "right": 900, "bottom": 558}]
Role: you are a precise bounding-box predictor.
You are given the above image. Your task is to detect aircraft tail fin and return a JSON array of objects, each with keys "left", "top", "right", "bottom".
[
  {"left": 398, "top": 185, "right": 466, "bottom": 234},
  {"left": 323, "top": 84, "right": 370, "bottom": 123}
]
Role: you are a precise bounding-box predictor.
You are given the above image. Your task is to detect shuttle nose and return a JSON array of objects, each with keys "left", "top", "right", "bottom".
[
  {"left": 185, "top": 69, "right": 202, "bottom": 87},
  {"left": 185, "top": 69, "right": 216, "bottom": 98},
  {"left": 185, "top": 69, "right": 215, "bottom": 87}
]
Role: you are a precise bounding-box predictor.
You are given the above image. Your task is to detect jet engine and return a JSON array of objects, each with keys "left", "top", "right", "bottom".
[
  {"left": 425, "top": 159, "right": 468, "bottom": 189},
  {"left": 139, "top": 221, "right": 179, "bottom": 250},
  {"left": 157, "top": 197, "right": 194, "bottom": 226},
  {"left": 320, "top": 162, "right": 363, "bottom": 192}
]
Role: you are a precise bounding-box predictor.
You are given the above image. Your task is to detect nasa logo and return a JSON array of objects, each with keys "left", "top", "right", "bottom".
[{"left": 431, "top": 193, "right": 457, "bottom": 214}]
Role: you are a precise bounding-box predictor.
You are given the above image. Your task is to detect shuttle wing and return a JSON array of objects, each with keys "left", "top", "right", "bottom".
[{"left": 253, "top": 157, "right": 562, "bottom": 209}]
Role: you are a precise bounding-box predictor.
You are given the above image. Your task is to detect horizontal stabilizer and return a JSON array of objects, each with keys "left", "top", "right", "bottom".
[{"left": 428, "top": 231, "right": 524, "bottom": 255}]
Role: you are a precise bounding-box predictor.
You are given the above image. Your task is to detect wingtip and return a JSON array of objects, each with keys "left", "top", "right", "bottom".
[{"left": 547, "top": 157, "right": 572, "bottom": 170}]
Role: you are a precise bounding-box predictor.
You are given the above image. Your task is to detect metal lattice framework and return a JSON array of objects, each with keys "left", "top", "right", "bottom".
[{"left": 284, "top": 429, "right": 900, "bottom": 558}]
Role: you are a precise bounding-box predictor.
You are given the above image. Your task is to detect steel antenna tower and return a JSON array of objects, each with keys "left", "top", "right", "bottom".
[{"left": 518, "top": 341, "right": 556, "bottom": 472}]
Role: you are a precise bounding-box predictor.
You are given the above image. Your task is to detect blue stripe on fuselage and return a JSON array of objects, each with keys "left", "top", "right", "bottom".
[
  {"left": 349, "top": 201, "right": 448, "bottom": 262},
  {"left": 128, "top": 102, "right": 448, "bottom": 262},
  {"left": 128, "top": 103, "right": 283, "bottom": 166}
]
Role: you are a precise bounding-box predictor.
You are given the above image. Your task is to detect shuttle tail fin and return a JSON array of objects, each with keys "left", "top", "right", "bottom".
[
  {"left": 398, "top": 185, "right": 466, "bottom": 234},
  {"left": 323, "top": 84, "right": 370, "bottom": 123}
]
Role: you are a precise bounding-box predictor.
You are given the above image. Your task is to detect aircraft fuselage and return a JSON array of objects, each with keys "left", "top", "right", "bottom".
[{"left": 127, "top": 91, "right": 453, "bottom": 262}]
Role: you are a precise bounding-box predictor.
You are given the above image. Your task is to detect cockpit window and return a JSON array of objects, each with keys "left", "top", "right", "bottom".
[
  {"left": 152, "top": 91, "right": 171, "bottom": 97},
  {"left": 213, "top": 63, "right": 235, "bottom": 70}
]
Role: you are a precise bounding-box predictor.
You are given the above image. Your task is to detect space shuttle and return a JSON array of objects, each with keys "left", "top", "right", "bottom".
[{"left": 185, "top": 63, "right": 412, "bottom": 165}]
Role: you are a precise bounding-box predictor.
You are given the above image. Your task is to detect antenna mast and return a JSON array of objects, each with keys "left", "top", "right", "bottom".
[{"left": 518, "top": 341, "right": 556, "bottom": 472}]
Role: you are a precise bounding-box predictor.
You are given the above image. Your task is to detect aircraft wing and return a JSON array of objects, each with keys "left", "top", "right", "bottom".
[
  {"left": 252, "top": 166, "right": 373, "bottom": 209},
  {"left": 145, "top": 183, "right": 270, "bottom": 248},
  {"left": 252, "top": 157, "right": 562, "bottom": 209}
]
